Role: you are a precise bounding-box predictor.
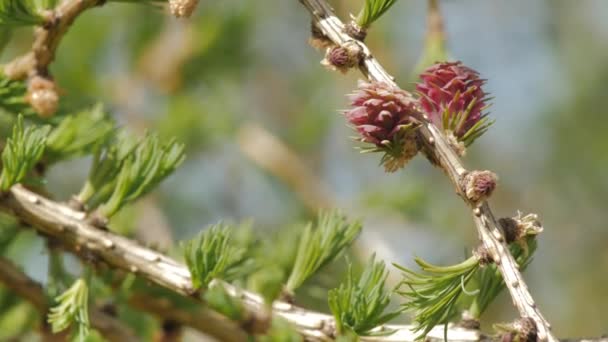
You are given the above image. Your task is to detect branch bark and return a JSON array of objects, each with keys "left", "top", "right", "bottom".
[
  {"left": 297, "top": 1, "right": 557, "bottom": 341},
  {"left": 0, "top": 256, "right": 138, "bottom": 342},
  {"left": 5, "top": 0, "right": 101, "bottom": 80}
]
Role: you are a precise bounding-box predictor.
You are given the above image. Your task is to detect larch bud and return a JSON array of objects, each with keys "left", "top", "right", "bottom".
[
  {"left": 321, "top": 43, "right": 362, "bottom": 74},
  {"left": 27, "top": 76, "right": 59, "bottom": 118},
  {"left": 345, "top": 80, "right": 422, "bottom": 172},
  {"left": 169, "top": 0, "right": 199, "bottom": 18},
  {"left": 461, "top": 170, "right": 497, "bottom": 204}
]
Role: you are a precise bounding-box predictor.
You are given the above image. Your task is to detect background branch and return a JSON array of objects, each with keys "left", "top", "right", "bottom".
[
  {"left": 5, "top": 0, "right": 101, "bottom": 79},
  {"left": 238, "top": 122, "right": 334, "bottom": 213},
  {"left": 0, "top": 256, "right": 137, "bottom": 342},
  {"left": 298, "top": 0, "right": 556, "bottom": 341}
]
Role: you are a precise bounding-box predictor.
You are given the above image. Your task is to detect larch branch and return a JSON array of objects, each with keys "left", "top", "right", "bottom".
[{"left": 297, "top": 0, "right": 557, "bottom": 341}]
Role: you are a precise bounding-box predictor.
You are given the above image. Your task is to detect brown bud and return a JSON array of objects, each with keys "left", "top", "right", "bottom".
[
  {"left": 473, "top": 245, "right": 493, "bottom": 265},
  {"left": 459, "top": 311, "right": 481, "bottom": 330},
  {"left": 240, "top": 309, "right": 271, "bottom": 335},
  {"left": 86, "top": 210, "right": 109, "bottom": 229},
  {"left": 462, "top": 170, "right": 498, "bottom": 204},
  {"left": 27, "top": 76, "right": 59, "bottom": 118},
  {"left": 154, "top": 320, "right": 182, "bottom": 342},
  {"left": 499, "top": 212, "right": 543, "bottom": 245},
  {"left": 321, "top": 42, "right": 362, "bottom": 74},
  {"left": 169, "top": 0, "right": 199, "bottom": 18},
  {"left": 514, "top": 317, "right": 538, "bottom": 342},
  {"left": 344, "top": 22, "right": 367, "bottom": 41},
  {"left": 100, "top": 302, "right": 118, "bottom": 317},
  {"left": 498, "top": 217, "right": 519, "bottom": 244}
]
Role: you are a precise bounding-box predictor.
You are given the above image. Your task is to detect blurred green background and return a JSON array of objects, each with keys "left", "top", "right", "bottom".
[{"left": 1, "top": 0, "right": 607, "bottom": 338}]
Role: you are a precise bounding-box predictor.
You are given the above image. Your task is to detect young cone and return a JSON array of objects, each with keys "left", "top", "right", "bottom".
[
  {"left": 345, "top": 80, "right": 422, "bottom": 172},
  {"left": 416, "top": 61, "right": 492, "bottom": 146}
]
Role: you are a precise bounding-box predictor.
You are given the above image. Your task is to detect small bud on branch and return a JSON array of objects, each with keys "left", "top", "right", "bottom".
[
  {"left": 321, "top": 43, "right": 362, "bottom": 73},
  {"left": 169, "top": 0, "right": 199, "bottom": 18},
  {"left": 462, "top": 170, "right": 498, "bottom": 204},
  {"left": 27, "top": 76, "right": 59, "bottom": 118}
]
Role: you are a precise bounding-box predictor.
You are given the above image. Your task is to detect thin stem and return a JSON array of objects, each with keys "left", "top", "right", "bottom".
[
  {"left": 5, "top": 0, "right": 102, "bottom": 79},
  {"left": 298, "top": 1, "right": 557, "bottom": 341}
]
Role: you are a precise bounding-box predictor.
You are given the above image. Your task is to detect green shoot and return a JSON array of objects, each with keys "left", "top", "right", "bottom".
[
  {"left": 0, "top": 0, "right": 45, "bottom": 27},
  {"left": 329, "top": 254, "right": 401, "bottom": 336},
  {"left": 47, "top": 278, "right": 90, "bottom": 342},
  {"left": 285, "top": 211, "right": 362, "bottom": 293},
  {"left": 203, "top": 282, "right": 244, "bottom": 321},
  {"left": 45, "top": 104, "right": 116, "bottom": 163},
  {"left": 77, "top": 132, "right": 184, "bottom": 216},
  {"left": 395, "top": 255, "right": 480, "bottom": 340},
  {"left": 356, "top": 0, "right": 399, "bottom": 29},
  {"left": 184, "top": 224, "right": 251, "bottom": 289},
  {"left": 97, "top": 134, "right": 185, "bottom": 217},
  {"left": 0, "top": 73, "right": 36, "bottom": 117},
  {"left": 76, "top": 130, "right": 138, "bottom": 206},
  {"left": 247, "top": 266, "right": 285, "bottom": 306},
  {"left": 0, "top": 116, "right": 49, "bottom": 190}
]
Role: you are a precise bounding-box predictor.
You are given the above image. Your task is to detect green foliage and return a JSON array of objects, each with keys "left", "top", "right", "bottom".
[
  {"left": 257, "top": 227, "right": 301, "bottom": 277},
  {"left": 0, "top": 0, "right": 44, "bottom": 27},
  {"left": 441, "top": 100, "right": 494, "bottom": 146},
  {"left": 184, "top": 223, "right": 250, "bottom": 289},
  {"left": 328, "top": 254, "right": 401, "bottom": 336},
  {"left": 45, "top": 104, "right": 115, "bottom": 163},
  {"left": 77, "top": 131, "right": 138, "bottom": 206},
  {"left": 0, "top": 300, "right": 37, "bottom": 340},
  {"left": 469, "top": 238, "right": 537, "bottom": 317},
  {"left": 247, "top": 266, "right": 285, "bottom": 305},
  {"left": 395, "top": 255, "right": 480, "bottom": 340},
  {"left": 0, "top": 214, "right": 19, "bottom": 251},
  {"left": 47, "top": 249, "right": 73, "bottom": 299},
  {"left": 0, "top": 73, "right": 35, "bottom": 117},
  {"left": 98, "top": 134, "right": 185, "bottom": 217},
  {"left": 37, "top": 0, "right": 59, "bottom": 10},
  {"left": 356, "top": 0, "right": 399, "bottom": 29},
  {"left": 0, "top": 116, "right": 49, "bottom": 190},
  {"left": 203, "top": 282, "right": 244, "bottom": 321},
  {"left": 0, "top": 28, "right": 11, "bottom": 54},
  {"left": 285, "top": 211, "right": 362, "bottom": 293},
  {"left": 77, "top": 132, "right": 185, "bottom": 217},
  {"left": 244, "top": 226, "right": 302, "bottom": 304},
  {"left": 47, "top": 278, "right": 90, "bottom": 342}
]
